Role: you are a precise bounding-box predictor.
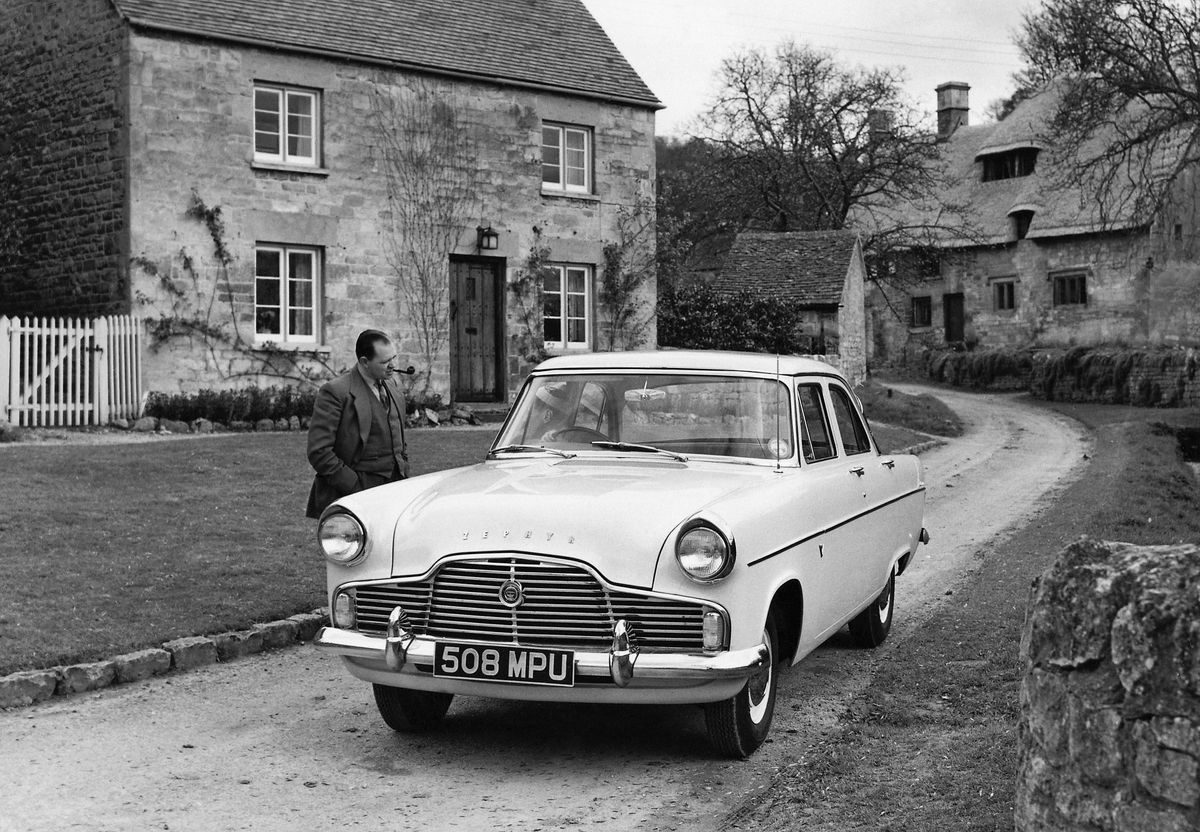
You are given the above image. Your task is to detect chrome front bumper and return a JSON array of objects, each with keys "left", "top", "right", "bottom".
[{"left": 314, "top": 626, "right": 767, "bottom": 684}]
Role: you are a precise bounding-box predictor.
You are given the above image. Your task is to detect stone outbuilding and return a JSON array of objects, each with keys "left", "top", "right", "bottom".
[
  {"left": 864, "top": 81, "right": 1200, "bottom": 366},
  {"left": 710, "top": 230, "right": 868, "bottom": 384},
  {"left": 0, "top": 0, "right": 661, "bottom": 403}
]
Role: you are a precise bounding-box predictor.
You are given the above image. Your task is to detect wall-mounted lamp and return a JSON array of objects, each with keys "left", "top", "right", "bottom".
[{"left": 476, "top": 225, "right": 499, "bottom": 251}]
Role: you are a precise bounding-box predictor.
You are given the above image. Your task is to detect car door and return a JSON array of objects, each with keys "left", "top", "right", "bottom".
[
  {"left": 793, "top": 382, "right": 861, "bottom": 639},
  {"left": 825, "top": 382, "right": 892, "bottom": 612}
]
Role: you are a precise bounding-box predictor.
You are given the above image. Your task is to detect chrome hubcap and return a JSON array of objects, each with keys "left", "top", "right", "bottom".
[
  {"left": 877, "top": 570, "right": 894, "bottom": 622},
  {"left": 747, "top": 628, "right": 773, "bottom": 723}
]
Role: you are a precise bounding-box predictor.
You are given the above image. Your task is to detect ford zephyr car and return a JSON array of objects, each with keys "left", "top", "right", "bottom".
[{"left": 314, "top": 350, "right": 928, "bottom": 757}]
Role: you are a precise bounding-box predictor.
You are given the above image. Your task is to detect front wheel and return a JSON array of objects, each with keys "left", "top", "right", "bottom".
[
  {"left": 372, "top": 684, "right": 453, "bottom": 732},
  {"left": 704, "top": 616, "right": 779, "bottom": 758},
  {"left": 848, "top": 565, "right": 895, "bottom": 648}
]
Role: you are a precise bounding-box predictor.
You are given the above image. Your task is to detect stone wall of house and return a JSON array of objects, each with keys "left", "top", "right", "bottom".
[
  {"left": 0, "top": 0, "right": 129, "bottom": 316},
  {"left": 1148, "top": 167, "right": 1200, "bottom": 347},
  {"left": 1018, "top": 538, "right": 1200, "bottom": 831},
  {"left": 123, "top": 32, "right": 657, "bottom": 398},
  {"left": 869, "top": 228, "right": 1200, "bottom": 369},
  {"left": 939, "top": 233, "right": 1154, "bottom": 350}
]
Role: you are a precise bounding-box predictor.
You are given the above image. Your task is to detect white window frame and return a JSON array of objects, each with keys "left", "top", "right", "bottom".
[
  {"left": 543, "top": 264, "right": 591, "bottom": 350},
  {"left": 542, "top": 123, "right": 592, "bottom": 194},
  {"left": 254, "top": 244, "right": 320, "bottom": 345},
  {"left": 254, "top": 84, "right": 320, "bottom": 166}
]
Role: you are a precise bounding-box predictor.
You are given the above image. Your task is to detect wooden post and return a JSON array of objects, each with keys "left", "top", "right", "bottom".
[
  {"left": 94, "top": 316, "right": 110, "bottom": 425},
  {"left": 0, "top": 316, "right": 9, "bottom": 424}
]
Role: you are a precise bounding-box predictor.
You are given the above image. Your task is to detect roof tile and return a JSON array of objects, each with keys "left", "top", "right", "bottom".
[
  {"left": 110, "top": 0, "right": 660, "bottom": 107},
  {"left": 712, "top": 230, "right": 858, "bottom": 305}
]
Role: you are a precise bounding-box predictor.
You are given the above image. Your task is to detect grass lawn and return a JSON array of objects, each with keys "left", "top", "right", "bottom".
[
  {"left": 0, "top": 384, "right": 952, "bottom": 677},
  {"left": 856, "top": 378, "right": 964, "bottom": 437},
  {"left": 0, "top": 429, "right": 497, "bottom": 676}
]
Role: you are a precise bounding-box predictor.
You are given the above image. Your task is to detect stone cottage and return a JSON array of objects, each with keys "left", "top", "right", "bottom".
[
  {"left": 707, "top": 230, "right": 868, "bottom": 384},
  {"left": 0, "top": 0, "right": 660, "bottom": 403},
  {"left": 865, "top": 81, "right": 1200, "bottom": 365}
]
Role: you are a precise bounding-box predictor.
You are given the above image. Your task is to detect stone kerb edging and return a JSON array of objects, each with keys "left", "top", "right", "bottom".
[
  {"left": 1016, "top": 538, "right": 1200, "bottom": 831},
  {"left": 0, "top": 609, "right": 328, "bottom": 710}
]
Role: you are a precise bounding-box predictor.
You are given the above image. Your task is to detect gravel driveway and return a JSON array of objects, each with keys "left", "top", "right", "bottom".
[{"left": 0, "top": 389, "right": 1089, "bottom": 832}]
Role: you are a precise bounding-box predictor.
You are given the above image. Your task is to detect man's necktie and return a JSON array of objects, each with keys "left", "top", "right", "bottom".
[{"left": 376, "top": 380, "right": 389, "bottom": 409}]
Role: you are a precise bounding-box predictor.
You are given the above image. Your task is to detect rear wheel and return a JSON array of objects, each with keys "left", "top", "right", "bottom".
[
  {"left": 372, "top": 684, "right": 453, "bottom": 732},
  {"left": 849, "top": 565, "right": 895, "bottom": 648},
  {"left": 704, "top": 616, "right": 779, "bottom": 758}
]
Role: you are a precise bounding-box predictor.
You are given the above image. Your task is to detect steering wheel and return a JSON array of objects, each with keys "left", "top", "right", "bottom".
[{"left": 542, "top": 426, "right": 610, "bottom": 443}]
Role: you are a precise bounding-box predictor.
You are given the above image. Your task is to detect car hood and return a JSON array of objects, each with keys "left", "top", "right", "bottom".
[{"left": 386, "top": 457, "right": 769, "bottom": 588}]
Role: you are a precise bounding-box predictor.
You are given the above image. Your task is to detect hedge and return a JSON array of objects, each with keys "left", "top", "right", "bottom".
[
  {"left": 908, "top": 346, "right": 1199, "bottom": 408},
  {"left": 657, "top": 283, "right": 821, "bottom": 354},
  {"left": 144, "top": 386, "right": 317, "bottom": 424}
]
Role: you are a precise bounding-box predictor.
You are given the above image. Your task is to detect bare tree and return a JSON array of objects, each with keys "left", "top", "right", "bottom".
[
  {"left": 673, "top": 41, "right": 973, "bottom": 304},
  {"left": 695, "top": 41, "right": 947, "bottom": 233},
  {"left": 371, "top": 78, "right": 481, "bottom": 395},
  {"left": 1014, "top": 0, "right": 1200, "bottom": 223}
]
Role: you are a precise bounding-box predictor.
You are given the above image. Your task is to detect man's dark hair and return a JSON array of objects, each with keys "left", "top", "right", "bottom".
[{"left": 355, "top": 329, "right": 391, "bottom": 360}]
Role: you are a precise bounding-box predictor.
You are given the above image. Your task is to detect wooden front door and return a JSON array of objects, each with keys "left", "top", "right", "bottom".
[
  {"left": 943, "top": 292, "right": 964, "bottom": 344},
  {"left": 450, "top": 257, "right": 503, "bottom": 402}
]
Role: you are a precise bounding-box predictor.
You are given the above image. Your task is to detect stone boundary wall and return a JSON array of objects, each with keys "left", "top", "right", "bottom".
[
  {"left": 878, "top": 346, "right": 1200, "bottom": 406},
  {"left": 0, "top": 609, "right": 327, "bottom": 709},
  {"left": 1029, "top": 348, "right": 1200, "bottom": 408},
  {"left": 1017, "top": 539, "right": 1200, "bottom": 831}
]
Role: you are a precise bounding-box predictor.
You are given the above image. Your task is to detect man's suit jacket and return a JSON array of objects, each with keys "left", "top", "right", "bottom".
[{"left": 305, "top": 369, "right": 408, "bottom": 519}]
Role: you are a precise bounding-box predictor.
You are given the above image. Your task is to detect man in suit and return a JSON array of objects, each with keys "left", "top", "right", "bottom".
[{"left": 305, "top": 329, "right": 410, "bottom": 519}]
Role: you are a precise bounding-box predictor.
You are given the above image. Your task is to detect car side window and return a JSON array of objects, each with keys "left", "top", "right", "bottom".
[
  {"left": 829, "top": 385, "right": 872, "bottom": 455},
  {"left": 796, "top": 384, "right": 836, "bottom": 462},
  {"left": 576, "top": 382, "right": 608, "bottom": 434}
]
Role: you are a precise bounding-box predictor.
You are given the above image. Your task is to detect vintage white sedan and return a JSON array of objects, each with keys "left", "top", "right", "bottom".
[{"left": 314, "top": 350, "right": 928, "bottom": 757}]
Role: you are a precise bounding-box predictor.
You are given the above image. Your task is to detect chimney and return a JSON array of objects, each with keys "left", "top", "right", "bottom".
[
  {"left": 867, "top": 108, "right": 893, "bottom": 145},
  {"left": 936, "top": 81, "right": 970, "bottom": 142}
]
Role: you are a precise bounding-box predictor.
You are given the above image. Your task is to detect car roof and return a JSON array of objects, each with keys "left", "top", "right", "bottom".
[{"left": 533, "top": 350, "right": 846, "bottom": 379}]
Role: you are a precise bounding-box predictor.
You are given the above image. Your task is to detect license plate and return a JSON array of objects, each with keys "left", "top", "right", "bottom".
[{"left": 433, "top": 643, "right": 575, "bottom": 687}]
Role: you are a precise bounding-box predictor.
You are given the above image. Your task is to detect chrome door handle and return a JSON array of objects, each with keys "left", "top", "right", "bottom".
[
  {"left": 881, "top": 459, "right": 895, "bottom": 469},
  {"left": 849, "top": 466, "right": 865, "bottom": 477}
]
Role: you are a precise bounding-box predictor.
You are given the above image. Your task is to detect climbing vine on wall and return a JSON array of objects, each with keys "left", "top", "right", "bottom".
[
  {"left": 509, "top": 229, "right": 555, "bottom": 366},
  {"left": 370, "top": 76, "right": 482, "bottom": 395},
  {"left": 132, "top": 190, "right": 338, "bottom": 386},
  {"left": 598, "top": 193, "right": 655, "bottom": 351}
]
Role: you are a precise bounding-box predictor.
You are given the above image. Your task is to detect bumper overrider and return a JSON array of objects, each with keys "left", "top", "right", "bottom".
[{"left": 314, "top": 609, "right": 769, "bottom": 705}]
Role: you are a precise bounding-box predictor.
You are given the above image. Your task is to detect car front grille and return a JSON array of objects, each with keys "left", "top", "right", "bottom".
[{"left": 353, "top": 556, "right": 706, "bottom": 651}]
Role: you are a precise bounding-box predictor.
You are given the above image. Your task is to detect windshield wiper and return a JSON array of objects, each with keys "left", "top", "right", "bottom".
[
  {"left": 489, "top": 444, "right": 576, "bottom": 459},
  {"left": 590, "top": 440, "right": 688, "bottom": 462}
]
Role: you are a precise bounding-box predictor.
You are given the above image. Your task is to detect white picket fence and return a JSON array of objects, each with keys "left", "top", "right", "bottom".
[{"left": 0, "top": 315, "right": 142, "bottom": 427}]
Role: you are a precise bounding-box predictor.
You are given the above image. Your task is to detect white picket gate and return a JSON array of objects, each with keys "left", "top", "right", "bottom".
[{"left": 0, "top": 315, "right": 142, "bottom": 427}]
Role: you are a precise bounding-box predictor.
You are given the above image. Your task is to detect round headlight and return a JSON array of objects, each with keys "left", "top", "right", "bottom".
[
  {"left": 675, "top": 522, "right": 734, "bottom": 581},
  {"left": 319, "top": 512, "right": 366, "bottom": 566}
]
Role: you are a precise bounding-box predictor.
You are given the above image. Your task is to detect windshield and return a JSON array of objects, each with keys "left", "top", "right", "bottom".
[{"left": 494, "top": 373, "right": 795, "bottom": 461}]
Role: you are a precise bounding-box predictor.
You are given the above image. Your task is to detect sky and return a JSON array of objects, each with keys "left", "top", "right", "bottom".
[{"left": 579, "top": 0, "right": 1035, "bottom": 138}]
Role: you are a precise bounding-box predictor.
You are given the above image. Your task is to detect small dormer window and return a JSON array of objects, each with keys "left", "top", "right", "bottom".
[
  {"left": 981, "top": 148, "right": 1039, "bottom": 182},
  {"left": 1011, "top": 210, "right": 1034, "bottom": 240}
]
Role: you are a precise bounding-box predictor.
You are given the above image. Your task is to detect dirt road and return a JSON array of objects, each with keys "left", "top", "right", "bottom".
[{"left": 0, "top": 390, "right": 1089, "bottom": 832}]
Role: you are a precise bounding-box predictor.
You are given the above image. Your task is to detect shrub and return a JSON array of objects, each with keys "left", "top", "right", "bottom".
[
  {"left": 926, "top": 348, "right": 1033, "bottom": 390},
  {"left": 657, "top": 283, "right": 821, "bottom": 354},
  {"left": 1029, "top": 347, "right": 1194, "bottom": 407},
  {"left": 145, "top": 385, "right": 317, "bottom": 423}
]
